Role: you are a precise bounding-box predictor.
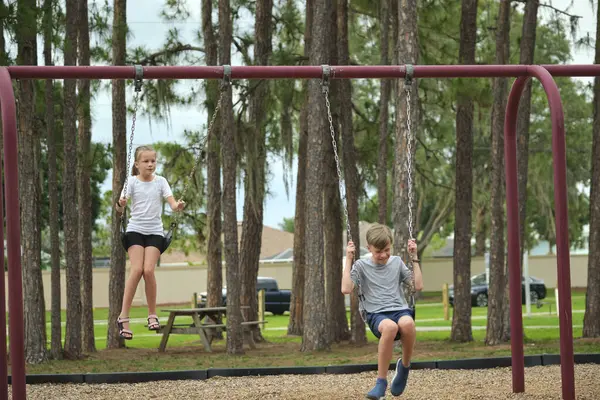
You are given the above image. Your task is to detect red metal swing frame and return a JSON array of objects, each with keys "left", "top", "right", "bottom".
[{"left": 2, "top": 63, "right": 597, "bottom": 400}]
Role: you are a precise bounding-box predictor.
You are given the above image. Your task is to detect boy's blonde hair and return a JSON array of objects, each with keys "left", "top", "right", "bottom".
[{"left": 366, "top": 223, "right": 393, "bottom": 250}]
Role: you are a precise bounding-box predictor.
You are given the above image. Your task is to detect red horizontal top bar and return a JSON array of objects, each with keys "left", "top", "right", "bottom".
[{"left": 5, "top": 64, "right": 600, "bottom": 80}]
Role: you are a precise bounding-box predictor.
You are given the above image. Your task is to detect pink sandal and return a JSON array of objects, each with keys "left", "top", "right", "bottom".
[
  {"left": 147, "top": 314, "right": 160, "bottom": 331},
  {"left": 117, "top": 316, "right": 133, "bottom": 340}
]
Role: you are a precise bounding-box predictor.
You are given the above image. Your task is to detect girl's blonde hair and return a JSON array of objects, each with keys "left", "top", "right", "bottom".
[{"left": 131, "top": 145, "right": 156, "bottom": 176}]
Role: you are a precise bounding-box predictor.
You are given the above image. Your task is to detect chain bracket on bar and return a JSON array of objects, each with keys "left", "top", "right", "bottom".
[
  {"left": 321, "top": 64, "right": 331, "bottom": 93},
  {"left": 134, "top": 65, "right": 143, "bottom": 92},
  {"left": 221, "top": 65, "right": 232, "bottom": 91}
]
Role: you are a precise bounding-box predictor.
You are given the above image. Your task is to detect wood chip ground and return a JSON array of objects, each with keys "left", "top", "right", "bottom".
[{"left": 11, "top": 364, "right": 600, "bottom": 399}]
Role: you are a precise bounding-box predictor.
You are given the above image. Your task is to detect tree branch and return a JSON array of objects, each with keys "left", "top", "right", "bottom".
[
  {"left": 349, "top": 6, "right": 377, "bottom": 19},
  {"left": 513, "top": 0, "right": 582, "bottom": 20},
  {"left": 131, "top": 43, "right": 204, "bottom": 66},
  {"left": 351, "top": 102, "right": 373, "bottom": 124}
]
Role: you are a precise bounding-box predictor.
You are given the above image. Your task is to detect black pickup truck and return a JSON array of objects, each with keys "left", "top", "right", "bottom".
[{"left": 198, "top": 277, "right": 292, "bottom": 315}]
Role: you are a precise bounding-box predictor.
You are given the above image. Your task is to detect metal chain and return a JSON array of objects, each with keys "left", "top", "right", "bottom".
[
  {"left": 172, "top": 85, "right": 227, "bottom": 227},
  {"left": 171, "top": 69, "right": 230, "bottom": 227},
  {"left": 120, "top": 70, "right": 143, "bottom": 223},
  {"left": 321, "top": 67, "right": 352, "bottom": 249},
  {"left": 403, "top": 66, "right": 416, "bottom": 307},
  {"left": 405, "top": 88, "right": 414, "bottom": 241}
]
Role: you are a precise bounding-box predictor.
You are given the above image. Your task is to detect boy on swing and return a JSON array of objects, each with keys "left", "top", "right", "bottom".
[{"left": 342, "top": 223, "right": 423, "bottom": 399}]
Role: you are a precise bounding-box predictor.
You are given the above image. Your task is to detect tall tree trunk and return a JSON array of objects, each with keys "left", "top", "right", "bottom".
[
  {"left": 323, "top": 0, "right": 348, "bottom": 344},
  {"left": 393, "top": 2, "right": 418, "bottom": 259},
  {"left": 43, "top": 0, "right": 62, "bottom": 360},
  {"left": 377, "top": 0, "right": 391, "bottom": 225},
  {"left": 78, "top": 0, "right": 95, "bottom": 354},
  {"left": 338, "top": 0, "right": 365, "bottom": 345},
  {"left": 474, "top": 205, "right": 487, "bottom": 257},
  {"left": 451, "top": 0, "right": 478, "bottom": 343},
  {"left": 202, "top": 0, "right": 223, "bottom": 326},
  {"left": 17, "top": 0, "right": 47, "bottom": 364},
  {"left": 302, "top": 0, "right": 330, "bottom": 352},
  {"left": 583, "top": 0, "right": 600, "bottom": 338},
  {"left": 63, "top": 0, "right": 81, "bottom": 359},
  {"left": 219, "top": 0, "right": 243, "bottom": 355},
  {"left": 288, "top": 0, "right": 312, "bottom": 337},
  {"left": 107, "top": 0, "right": 127, "bottom": 350},
  {"left": 508, "top": 0, "right": 539, "bottom": 341},
  {"left": 485, "top": 0, "right": 510, "bottom": 346},
  {"left": 241, "top": 0, "right": 272, "bottom": 343}
]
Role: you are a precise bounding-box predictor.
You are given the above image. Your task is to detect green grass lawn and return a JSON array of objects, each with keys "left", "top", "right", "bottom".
[{"left": 16, "top": 291, "right": 599, "bottom": 375}]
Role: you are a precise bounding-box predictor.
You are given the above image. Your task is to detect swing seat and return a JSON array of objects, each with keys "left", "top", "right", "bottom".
[{"left": 119, "top": 214, "right": 177, "bottom": 254}]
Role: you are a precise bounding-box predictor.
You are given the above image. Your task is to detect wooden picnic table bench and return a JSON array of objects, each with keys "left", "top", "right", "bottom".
[{"left": 157, "top": 306, "right": 268, "bottom": 352}]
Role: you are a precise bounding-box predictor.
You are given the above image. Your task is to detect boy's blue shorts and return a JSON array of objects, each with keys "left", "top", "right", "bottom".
[{"left": 366, "top": 309, "right": 414, "bottom": 340}]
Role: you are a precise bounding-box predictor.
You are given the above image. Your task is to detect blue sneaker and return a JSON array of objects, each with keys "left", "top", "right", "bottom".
[
  {"left": 366, "top": 377, "right": 387, "bottom": 400},
  {"left": 390, "top": 358, "right": 410, "bottom": 396}
]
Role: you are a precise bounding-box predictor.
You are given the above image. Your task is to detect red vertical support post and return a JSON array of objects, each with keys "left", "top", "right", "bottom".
[
  {"left": 504, "top": 75, "right": 527, "bottom": 394},
  {"left": 537, "top": 66, "right": 575, "bottom": 400},
  {"left": 504, "top": 66, "right": 575, "bottom": 400},
  {"left": 0, "top": 139, "right": 6, "bottom": 400},
  {"left": 0, "top": 68, "right": 26, "bottom": 399}
]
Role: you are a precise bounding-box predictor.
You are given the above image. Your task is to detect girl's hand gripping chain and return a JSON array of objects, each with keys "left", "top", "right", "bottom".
[
  {"left": 173, "top": 199, "right": 186, "bottom": 212},
  {"left": 115, "top": 197, "right": 127, "bottom": 213}
]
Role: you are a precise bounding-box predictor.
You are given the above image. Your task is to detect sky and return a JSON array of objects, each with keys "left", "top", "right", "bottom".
[{"left": 84, "top": 0, "right": 596, "bottom": 229}]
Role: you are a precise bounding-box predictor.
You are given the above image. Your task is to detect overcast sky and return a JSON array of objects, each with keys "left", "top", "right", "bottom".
[{"left": 78, "top": 0, "right": 597, "bottom": 229}]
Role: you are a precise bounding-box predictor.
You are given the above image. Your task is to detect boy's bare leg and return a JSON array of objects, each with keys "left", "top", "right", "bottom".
[
  {"left": 390, "top": 316, "right": 416, "bottom": 396},
  {"left": 377, "top": 320, "right": 399, "bottom": 378},
  {"left": 398, "top": 316, "right": 416, "bottom": 366}
]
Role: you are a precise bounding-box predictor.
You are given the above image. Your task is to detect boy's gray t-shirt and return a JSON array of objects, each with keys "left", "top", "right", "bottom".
[{"left": 350, "top": 256, "right": 412, "bottom": 314}]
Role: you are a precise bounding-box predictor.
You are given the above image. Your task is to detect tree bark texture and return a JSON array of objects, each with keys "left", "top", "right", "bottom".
[
  {"left": 288, "top": 0, "right": 312, "bottom": 337},
  {"left": 77, "top": 0, "right": 96, "bottom": 354},
  {"left": 219, "top": 0, "right": 244, "bottom": 355},
  {"left": 393, "top": 0, "right": 418, "bottom": 259},
  {"left": 17, "top": 0, "right": 47, "bottom": 364},
  {"left": 485, "top": 0, "right": 510, "bottom": 346},
  {"left": 337, "top": 0, "right": 365, "bottom": 345},
  {"left": 583, "top": 0, "right": 600, "bottom": 338},
  {"left": 474, "top": 205, "right": 487, "bottom": 257},
  {"left": 302, "top": 0, "right": 330, "bottom": 352},
  {"left": 322, "top": 0, "right": 348, "bottom": 344},
  {"left": 42, "top": 0, "right": 62, "bottom": 360},
  {"left": 241, "top": 0, "right": 272, "bottom": 343},
  {"left": 451, "top": 0, "right": 478, "bottom": 343},
  {"left": 63, "top": 0, "right": 81, "bottom": 359},
  {"left": 508, "top": 0, "right": 539, "bottom": 341},
  {"left": 517, "top": 0, "right": 539, "bottom": 264},
  {"left": 107, "top": 0, "right": 127, "bottom": 350},
  {"left": 203, "top": 0, "right": 223, "bottom": 341},
  {"left": 378, "top": 0, "right": 391, "bottom": 225}
]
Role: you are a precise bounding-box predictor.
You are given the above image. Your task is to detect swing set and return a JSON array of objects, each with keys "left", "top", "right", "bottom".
[{"left": 0, "top": 63, "right": 590, "bottom": 400}]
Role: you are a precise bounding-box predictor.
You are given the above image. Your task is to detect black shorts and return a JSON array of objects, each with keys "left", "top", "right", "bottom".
[{"left": 124, "top": 231, "right": 164, "bottom": 252}]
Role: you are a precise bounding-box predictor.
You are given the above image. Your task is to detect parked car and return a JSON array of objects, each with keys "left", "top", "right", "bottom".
[
  {"left": 448, "top": 273, "right": 546, "bottom": 307},
  {"left": 198, "top": 277, "right": 292, "bottom": 315}
]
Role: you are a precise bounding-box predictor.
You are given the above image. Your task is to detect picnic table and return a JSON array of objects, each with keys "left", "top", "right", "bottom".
[{"left": 157, "top": 306, "right": 267, "bottom": 352}]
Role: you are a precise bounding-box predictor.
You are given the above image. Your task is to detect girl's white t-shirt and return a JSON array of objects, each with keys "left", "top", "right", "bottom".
[{"left": 121, "top": 175, "right": 173, "bottom": 236}]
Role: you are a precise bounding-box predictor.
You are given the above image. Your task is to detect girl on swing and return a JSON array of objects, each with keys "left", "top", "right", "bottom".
[
  {"left": 342, "top": 223, "right": 423, "bottom": 399},
  {"left": 114, "top": 145, "right": 185, "bottom": 340}
]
